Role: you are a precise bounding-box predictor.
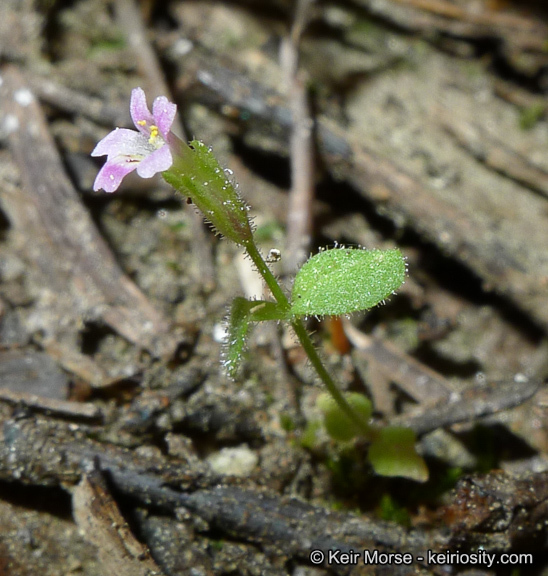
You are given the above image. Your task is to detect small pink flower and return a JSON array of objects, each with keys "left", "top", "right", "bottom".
[{"left": 91, "top": 87, "right": 177, "bottom": 192}]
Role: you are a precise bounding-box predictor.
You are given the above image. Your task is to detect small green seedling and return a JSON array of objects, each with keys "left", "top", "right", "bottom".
[
  {"left": 317, "top": 392, "right": 373, "bottom": 442},
  {"left": 317, "top": 392, "right": 428, "bottom": 482},
  {"left": 92, "top": 88, "right": 427, "bottom": 482}
]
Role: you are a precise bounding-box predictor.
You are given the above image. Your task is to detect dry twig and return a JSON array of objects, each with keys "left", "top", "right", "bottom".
[
  {"left": 281, "top": 0, "right": 316, "bottom": 274},
  {"left": 73, "top": 464, "right": 166, "bottom": 576}
]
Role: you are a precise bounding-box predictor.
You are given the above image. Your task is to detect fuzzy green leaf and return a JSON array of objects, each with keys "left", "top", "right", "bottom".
[
  {"left": 223, "top": 297, "right": 252, "bottom": 379},
  {"left": 317, "top": 392, "right": 373, "bottom": 442},
  {"left": 223, "top": 298, "right": 286, "bottom": 378},
  {"left": 290, "top": 248, "right": 406, "bottom": 317},
  {"left": 369, "top": 426, "right": 429, "bottom": 482}
]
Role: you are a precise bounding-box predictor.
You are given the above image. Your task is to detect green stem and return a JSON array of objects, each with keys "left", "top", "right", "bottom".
[
  {"left": 290, "top": 320, "right": 371, "bottom": 437},
  {"left": 243, "top": 239, "right": 370, "bottom": 437},
  {"left": 243, "top": 240, "right": 291, "bottom": 313}
]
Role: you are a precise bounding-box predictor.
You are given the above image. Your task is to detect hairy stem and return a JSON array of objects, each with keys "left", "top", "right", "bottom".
[{"left": 243, "top": 239, "right": 370, "bottom": 436}]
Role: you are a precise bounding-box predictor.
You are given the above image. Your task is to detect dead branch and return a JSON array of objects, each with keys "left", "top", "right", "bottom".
[
  {"left": 281, "top": 0, "right": 316, "bottom": 274},
  {"left": 73, "top": 464, "right": 166, "bottom": 576},
  {"left": 392, "top": 376, "right": 541, "bottom": 435}
]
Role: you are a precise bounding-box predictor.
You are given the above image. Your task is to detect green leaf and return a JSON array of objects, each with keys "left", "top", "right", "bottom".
[
  {"left": 247, "top": 300, "right": 289, "bottom": 323},
  {"left": 368, "top": 426, "right": 429, "bottom": 482},
  {"left": 290, "top": 248, "right": 406, "bottom": 317},
  {"left": 223, "top": 298, "right": 286, "bottom": 378},
  {"left": 223, "top": 297, "right": 252, "bottom": 379},
  {"left": 317, "top": 392, "right": 373, "bottom": 442}
]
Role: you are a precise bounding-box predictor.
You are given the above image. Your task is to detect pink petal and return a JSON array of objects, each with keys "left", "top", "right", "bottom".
[
  {"left": 152, "top": 96, "right": 177, "bottom": 138},
  {"left": 130, "top": 87, "right": 154, "bottom": 134},
  {"left": 136, "top": 145, "right": 173, "bottom": 178},
  {"left": 91, "top": 128, "right": 142, "bottom": 158},
  {"left": 93, "top": 160, "right": 137, "bottom": 193}
]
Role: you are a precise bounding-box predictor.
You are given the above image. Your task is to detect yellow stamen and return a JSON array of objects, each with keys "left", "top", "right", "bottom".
[
  {"left": 137, "top": 120, "right": 147, "bottom": 126},
  {"left": 149, "top": 125, "right": 159, "bottom": 144}
]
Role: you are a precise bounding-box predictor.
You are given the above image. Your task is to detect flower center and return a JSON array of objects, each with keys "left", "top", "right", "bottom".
[{"left": 137, "top": 120, "right": 164, "bottom": 148}]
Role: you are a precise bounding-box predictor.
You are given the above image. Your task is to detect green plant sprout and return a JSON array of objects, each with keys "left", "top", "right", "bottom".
[{"left": 92, "top": 88, "right": 428, "bottom": 482}]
